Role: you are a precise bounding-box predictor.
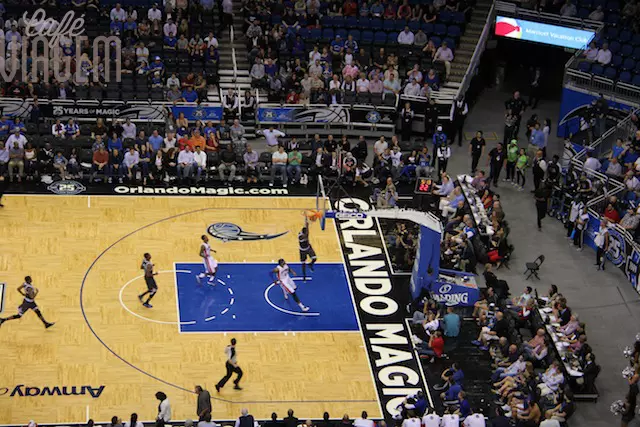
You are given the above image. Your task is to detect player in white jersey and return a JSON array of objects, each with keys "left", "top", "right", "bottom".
[
  {"left": 196, "top": 235, "right": 218, "bottom": 284},
  {"left": 0, "top": 276, "right": 54, "bottom": 328},
  {"left": 272, "top": 259, "right": 309, "bottom": 312}
]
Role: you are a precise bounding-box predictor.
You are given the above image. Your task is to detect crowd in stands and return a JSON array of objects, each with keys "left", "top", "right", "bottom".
[
  {"left": 381, "top": 219, "right": 419, "bottom": 272},
  {"left": 242, "top": 0, "right": 470, "bottom": 104},
  {"left": 0, "top": 1, "right": 220, "bottom": 101}
]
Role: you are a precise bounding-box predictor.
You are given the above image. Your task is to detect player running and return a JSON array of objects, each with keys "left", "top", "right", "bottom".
[
  {"left": 299, "top": 217, "right": 317, "bottom": 281},
  {"left": 197, "top": 235, "right": 218, "bottom": 285},
  {"left": 272, "top": 259, "right": 309, "bottom": 312},
  {"left": 0, "top": 276, "right": 54, "bottom": 329},
  {"left": 138, "top": 252, "right": 158, "bottom": 308}
]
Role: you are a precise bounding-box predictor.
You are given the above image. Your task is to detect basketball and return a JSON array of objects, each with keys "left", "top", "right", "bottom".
[{"left": 305, "top": 210, "right": 323, "bottom": 222}]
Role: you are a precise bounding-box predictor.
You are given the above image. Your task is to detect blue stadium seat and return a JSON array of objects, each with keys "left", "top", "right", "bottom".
[
  {"left": 622, "top": 58, "right": 636, "bottom": 71},
  {"left": 619, "top": 71, "right": 632, "bottom": 83},
  {"left": 383, "top": 20, "right": 395, "bottom": 32},
  {"left": 309, "top": 28, "right": 322, "bottom": 42},
  {"left": 578, "top": 61, "right": 592, "bottom": 72},
  {"left": 298, "top": 28, "right": 309, "bottom": 39},
  {"left": 408, "top": 21, "right": 420, "bottom": 32},
  {"left": 610, "top": 41, "right": 621, "bottom": 54},
  {"left": 361, "top": 30, "right": 374, "bottom": 44},
  {"left": 612, "top": 55, "right": 623, "bottom": 68},
  {"left": 322, "top": 28, "right": 334, "bottom": 42},
  {"left": 444, "top": 37, "right": 456, "bottom": 49},
  {"left": 604, "top": 66, "right": 617, "bottom": 79},
  {"left": 374, "top": 30, "right": 387, "bottom": 44},
  {"left": 594, "top": 0, "right": 606, "bottom": 8},
  {"left": 447, "top": 25, "right": 461, "bottom": 40},
  {"left": 370, "top": 18, "right": 382, "bottom": 29},
  {"left": 271, "top": 15, "right": 282, "bottom": 25},
  {"left": 591, "top": 64, "right": 604, "bottom": 75},
  {"left": 632, "top": 74, "right": 640, "bottom": 86},
  {"left": 321, "top": 16, "right": 333, "bottom": 27},
  {"left": 394, "top": 20, "right": 406, "bottom": 31},
  {"left": 619, "top": 30, "right": 632, "bottom": 43},
  {"left": 387, "top": 32, "right": 399, "bottom": 44},
  {"left": 358, "top": 17, "right": 371, "bottom": 29},
  {"left": 422, "top": 23, "right": 434, "bottom": 35},
  {"left": 336, "top": 29, "right": 348, "bottom": 39},
  {"left": 431, "top": 36, "right": 442, "bottom": 47},
  {"left": 632, "top": 34, "right": 640, "bottom": 46},
  {"left": 434, "top": 24, "right": 447, "bottom": 36},
  {"left": 349, "top": 30, "right": 361, "bottom": 41},
  {"left": 621, "top": 44, "right": 634, "bottom": 57},
  {"left": 578, "top": 8, "right": 590, "bottom": 18},
  {"left": 333, "top": 16, "right": 345, "bottom": 28},
  {"left": 633, "top": 47, "right": 640, "bottom": 60},
  {"left": 439, "top": 11, "right": 453, "bottom": 24},
  {"left": 298, "top": 17, "right": 307, "bottom": 27},
  {"left": 452, "top": 12, "right": 465, "bottom": 24},
  {"left": 635, "top": 62, "right": 640, "bottom": 73},
  {"left": 607, "top": 0, "right": 620, "bottom": 11},
  {"left": 606, "top": 13, "right": 620, "bottom": 25},
  {"left": 605, "top": 27, "right": 618, "bottom": 40},
  {"left": 346, "top": 16, "right": 358, "bottom": 29}
]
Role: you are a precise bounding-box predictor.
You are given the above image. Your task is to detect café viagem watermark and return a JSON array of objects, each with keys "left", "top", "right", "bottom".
[{"left": 1, "top": 8, "right": 122, "bottom": 83}]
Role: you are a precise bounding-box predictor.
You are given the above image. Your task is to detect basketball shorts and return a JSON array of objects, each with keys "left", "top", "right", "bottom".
[
  {"left": 18, "top": 300, "right": 38, "bottom": 315},
  {"left": 145, "top": 276, "right": 158, "bottom": 290},
  {"left": 299, "top": 247, "right": 316, "bottom": 262}
]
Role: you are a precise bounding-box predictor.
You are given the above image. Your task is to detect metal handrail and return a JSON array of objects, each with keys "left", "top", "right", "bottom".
[{"left": 230, "top": 25, "right": 238, "bottom": 82}]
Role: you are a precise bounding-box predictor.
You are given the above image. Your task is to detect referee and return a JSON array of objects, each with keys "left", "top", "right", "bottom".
[{"left": 215, "top": 338, "right": 243, "bottom": 391}]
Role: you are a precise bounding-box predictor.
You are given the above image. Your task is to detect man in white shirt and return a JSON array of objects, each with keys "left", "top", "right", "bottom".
[
  {"left": 397, "top": 26, "right": 415, "bottom": 45},
  {"left": 353, "top": 411, "right": 374, "bottom": 427},
  {"left": 51, "top": 119, "right": 65, "bottom": 137},
  {"left": 441, "top": 413, "right": 460, "bottom": 427},
  {"left": 178, "top": 146, "right": 195, "bottom": 180},
  {"left": 122, "top": 119, "right": 137, "bottom": 140},
  {"left": 163, "top": 19, "right": 177, "bottom": 37},
  {"left": 374, "top": 137, "right": 388, "bottom": 157},
  {"left": 356, "top": 73, "right": 370, "bottom": 93},
  {"left": 6, "top": 127, "right": 27, "bottom": 149},
  {"left": 422, "top": 410, "right": 441, "bottom": 427},
  {"left": 205, "top": 32, "right": 219, "bottom": 48},
  {"left": 401, "top": 415, "right": 420, "bottom": 427},
  {"left": 193, "top": 145, "right": 207, "bottom": 182},
  {"left": 123, "top": 147, "right": 140, "bottom": 181},
  {"left": 270, "top": 146, "right": 288, "bottom": 187},
  {"left": 148, "top": 4, "right": 162, "bottom": 22},
  {"left": 583, "top": 151, "right": 601, "bottom": 173},
  {"left": 164, "top": 132, "right": 177, "bottom": 152},
  {"left": 583, "top": 41, "right": 598, "bottom": 61},
  {"left": 595, "top": 43, "right": 612, "bottom": 65},
  {"left": 434, "top": 41, "right": 454, "bottom": 79},
  {"left": 136, "top": 42, "right": 150, "bottom": 64},
  {"left": 261, "top": 126, "right": 285, "bottom": 152},
  {"left": 403, "top": 79, "right": 421, "bottom": 96},
  {"left": 463, "top": 413, "right": 486, "bottom": 427},
  {"left": 110, "top": 3, "right": 126, "bottom": 22}
]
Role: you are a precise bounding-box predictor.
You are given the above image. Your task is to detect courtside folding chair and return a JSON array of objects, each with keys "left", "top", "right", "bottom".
[{"left": 524, "top": 255, "right": 545, "bottom": 280}]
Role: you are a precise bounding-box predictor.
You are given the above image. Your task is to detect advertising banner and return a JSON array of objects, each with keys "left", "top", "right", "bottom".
[
  {"left": 170, "top": 105, "right": 223, "bottom": 122},
  {"left": 410, "top": 224, "right": 442, "bottom": 299},
  {"left": 495, "top": 16, "right": 595, "bottom": 49}
]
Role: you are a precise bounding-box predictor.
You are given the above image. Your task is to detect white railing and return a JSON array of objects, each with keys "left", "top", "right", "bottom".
[{"left": 230, "top": 25, "right": 238, "bottom": 82}]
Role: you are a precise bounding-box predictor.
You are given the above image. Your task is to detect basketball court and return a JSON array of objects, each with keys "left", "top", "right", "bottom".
[{"left": 0, "top": 193, "right": 382, "bottom": 424}]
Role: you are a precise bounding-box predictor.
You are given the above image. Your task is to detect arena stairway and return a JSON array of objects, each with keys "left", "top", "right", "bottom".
[{"left": 447, "top": 0, "right": 493, "bottom": 86}]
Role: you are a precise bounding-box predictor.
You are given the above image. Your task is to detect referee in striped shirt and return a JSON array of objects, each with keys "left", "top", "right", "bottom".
[{"left": 215, "top": 338, "right": 243, "bottom": 391}]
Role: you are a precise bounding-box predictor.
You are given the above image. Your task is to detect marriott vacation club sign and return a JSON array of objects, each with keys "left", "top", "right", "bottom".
[{"left": 334, "top": 197, "right": 428, "bottom": 422}]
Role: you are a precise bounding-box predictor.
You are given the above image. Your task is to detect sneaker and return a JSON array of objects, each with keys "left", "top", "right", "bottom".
[
  {"left": 433, "top": 383, "right": 447, "bottom": 391},
  {"left": 471, "top": 340, "right": 482, "bottom": 346},
  {"left": 143, "top": 302, "right": 153, "bottom": 308},
  {"left": 45, "top": 322, "right": 55, "bottom": 329},
  {"left": 479, "top": 346, "right": 489, "bottom": 351},
  {"left": 138, "top": 294, "right": 144, "bottom": 303},
  {"left": 283, "top": 182, "right": 287, "bottom": 188},
  {"left": 284, "top": 293, "right": 289, "bottom": 300},
  {"left": 0, "top": 318, "right": 4, "bottom": 327},
  {"left": 234, "top": 385, "right": 243, "bottom": 390},
  {"left": 215, "top": 385, "right": 221, "bottom": 393},
  {"left": 269, "top": 182, "right": 274, "bottom": 187},
  {"left": 309, "top": 264, "right": 314, "bottom": 272},
  {"left": 196, "top": 274, "right": 201, "bottom": 284},
  {"left": 301, "top": 306, "right": 310, "bottom": 312}
]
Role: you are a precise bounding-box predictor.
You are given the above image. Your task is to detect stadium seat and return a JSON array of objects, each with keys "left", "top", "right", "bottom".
[
  {"left": 605, "top": 27, "right": 618, "bottom": 40},
  {"left": 591, "top": 64, "right": 604, "bottom": 75},
  {"left": 322, "top": 28, "right": 334, "bottom": 43},
  {"left": 612, "top": 55, "right": 623, "bottom": 68},
  {"left": 336, "top": 29, "right": 348, "bottom": 39},
  {"left": 447, "top": 25, "right": 461, "bottom": 40},
  {"left": 622, "top": 58, "right": 636, "bottom": 71},
  {"left": 610, "top": 41, "right": 621, "bottom": 54},
  {"left": 361, "top": 30, "right": 374, "bottom": 44},
  {"left": 619, "top": 30, "right": 632, "bottom": 43},
  {"left": 606, "top": 13, "right": 620, "bottom": 25},
  {"left": 321, "top": 16, "right": 333, "bottom": 27},
  {"left": 431, "top": 36, "right": 442, "bottom": 47},
  {"left": 604, "top": 67, "right": 617, "bottom": 79},
  {"left": 452, "top": 12, "right": 465, "bottom": 24},
  {"left": 346, "top": 16, "right": 358, "bottom": 29},
  {"left": 387, "top": 32, "right": 399, "bottom": 44},
  {"left": 298, "top": 28, "right": 309, "bottom": 39},
  {"left": 383, "top": 20, "right": 395, "bottom": 32},
  {"left": 271, "top": 15, "right": 282, "bottom": 25},
  {"left": 632, "top": 34, "right": 640, "bottom": 46},
  {"left": 434, "top": 24, "right": 447, "bottom": 36},
  {"left": 394, "top": 20, "right": 407, "bottom": 31},
  {"left": 621, "top": 44, "right": 634, "bottom": 57},
  {"left": 422, "top": 23, "right": 434, "bottom": 35},
  {"left": 444, "top": 37, "right": 456, "bottom": 49},
  {"left": 350, "top": 30, "right": 361, "bottom": 41},
  {"left": 374, "top": 30, "right": 387, "bottom": 45},
  {"left": 619, "top": 71, "right": 632, "bottom": 83},
  {"left": 632, "top": 74, "right": 640, "bottom": 86},
  {"left": 578, "top": 8, "right": 590, "bottom": 18},
  {"left": 439, "top": 11, "right": 453, "bottom": 24},
  {"left": 333, "top": 16, "right": 345, "bottom": 28},
  {"left": 578, "top": 61, "right": 592, "bottom": 72},
  {"left": 358, "top": 17, "right": 371, "bottom": 29},
  {"left": 370, "top": 18, "right": 382, "bottom": 29},
  {"left": 633, "top": 47, "right": 640, "bottom": 60},
  {"left": 408, "top": 21, "right": 420, "bottom": 32},
  {"left": 309, "top": 28, "right": 322, "bottom": 42}
]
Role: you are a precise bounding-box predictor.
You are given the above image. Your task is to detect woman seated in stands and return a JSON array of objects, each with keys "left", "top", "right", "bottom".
[
  {"left": 424, "top": 68, "right": 440, "bottom": 91},
  {"left": 493, "top": 363, "right": 534, "bottom": 400},
  {"left": 175, "top": 112, "right": 189, "bottom": 131}
]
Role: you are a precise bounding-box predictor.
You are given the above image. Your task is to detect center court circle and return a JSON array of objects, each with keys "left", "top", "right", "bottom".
[{"left": 79, "top": 206, "right": 375, "bottom": 405}]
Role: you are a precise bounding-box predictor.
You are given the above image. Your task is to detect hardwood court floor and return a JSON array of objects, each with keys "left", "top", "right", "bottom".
[{"left": 0, "top": 195, "right": 380, "bottom": 424}]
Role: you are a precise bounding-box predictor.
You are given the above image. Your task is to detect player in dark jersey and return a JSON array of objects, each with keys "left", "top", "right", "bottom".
[
  {"left": 0, "top": 276, "right": 54, "bottom": 328},
  {"left": 299, "top": 217, "right": 317, "bottom": 281},
  {"left": 138, "top": 253, "right": 158, "bottom": 308}
]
